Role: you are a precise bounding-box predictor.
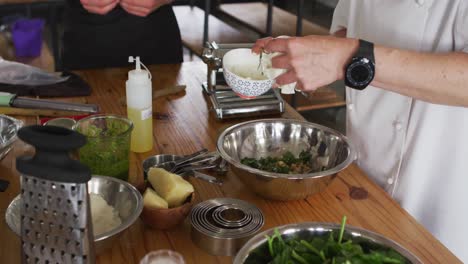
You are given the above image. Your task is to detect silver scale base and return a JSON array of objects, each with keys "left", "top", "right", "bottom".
[{"left": 202, "top": 71, "right": 285, "bottom": 120}]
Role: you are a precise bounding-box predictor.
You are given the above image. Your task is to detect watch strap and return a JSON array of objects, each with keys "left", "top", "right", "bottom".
[{"left": 356, "top": 39, "right": 375, "bottom": 63}]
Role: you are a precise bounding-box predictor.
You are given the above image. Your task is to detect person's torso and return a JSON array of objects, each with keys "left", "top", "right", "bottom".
[
  {"left": 62, "top": 1, "right": 182, "bottom": 69},
  {"left": 338, "top": 0, "right": 468, "bottom": 261}
]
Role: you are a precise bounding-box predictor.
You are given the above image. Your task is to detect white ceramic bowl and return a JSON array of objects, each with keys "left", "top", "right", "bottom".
[{"left": 223, "top": 48, "right": 274, "bottom": 99}]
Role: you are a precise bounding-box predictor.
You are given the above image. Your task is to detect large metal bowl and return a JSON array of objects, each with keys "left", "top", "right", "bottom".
[
  {"left": 0, "top": 114, "right": 23, "bottom": 161},
  {"left": 5, "top": 175, "right": 143, "bottom": 254},
  {"left": 233, "top": 222, "right": 422, "bottom": 263},
  {"left": 217, "top": 119, "right": 355, "bottom": 200}
]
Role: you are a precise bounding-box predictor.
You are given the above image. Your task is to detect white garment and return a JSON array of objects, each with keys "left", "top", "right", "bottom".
[{"left": 331, "top": 0, "right": 468, "bottom": 262}]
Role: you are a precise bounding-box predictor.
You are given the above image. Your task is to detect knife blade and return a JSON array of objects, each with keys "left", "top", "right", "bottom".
[{"left": 0, "top": 92, "right": 99, "bottom": 113}]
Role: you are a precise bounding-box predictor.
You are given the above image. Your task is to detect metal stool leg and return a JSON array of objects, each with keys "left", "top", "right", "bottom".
[
  {"left": 50, "top": 4, "right": 61, "bottom": 71},
  {"left": 296, "top": 0, "right": 303, "bottom": 36},
  {"left": 266, "top": 0, "right": 273, "bottom": 37},
  {"left": 203, "top": 0, "right": 210, "bottom": 46}
]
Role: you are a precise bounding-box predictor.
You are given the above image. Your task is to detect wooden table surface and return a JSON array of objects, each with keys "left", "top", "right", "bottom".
[{"left": 0, "top": 61, "right": 460, "bottom": 263}]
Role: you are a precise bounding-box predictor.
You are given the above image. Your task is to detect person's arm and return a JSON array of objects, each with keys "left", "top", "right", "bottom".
[
  {"left": 373, "top": 46, "right": 468, "bottom": 106},
  {"left": 252, "top": 36, "right": 468, "bottom": 107}
]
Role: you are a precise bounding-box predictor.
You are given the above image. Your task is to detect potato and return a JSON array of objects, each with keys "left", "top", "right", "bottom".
[
  {"left": 147, "top": 167, "right": 194, "bottom": 208},
  {"left": 143, "top": 188, "right": 169, "bottom": 209}
]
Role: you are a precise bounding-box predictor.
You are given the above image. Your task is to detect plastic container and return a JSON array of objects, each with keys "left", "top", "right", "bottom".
[
  {"left": 140, "top": 250, "right": 185, "bottom": 264},
  {"left": 73, "top": 115, "right": 133, "bottom": 181},
  {"left": 126, "top": 56, "right": 153, "bottom": 153},
  {"left": 11, "top": 19, "right": 44, "bottom": 57}
]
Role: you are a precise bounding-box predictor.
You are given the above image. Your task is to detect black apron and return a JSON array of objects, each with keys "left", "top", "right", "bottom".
[{"left": 62, "top": 1, "right": 183, "bottom": 70}]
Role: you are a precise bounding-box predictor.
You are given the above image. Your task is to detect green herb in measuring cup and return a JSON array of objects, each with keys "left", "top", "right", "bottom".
[{"left": 74, "top": 115, "right": 133, "bottom": 181}]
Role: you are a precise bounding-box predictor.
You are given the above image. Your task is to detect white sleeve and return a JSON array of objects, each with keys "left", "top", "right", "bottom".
[
  {"left": 454, "top": 1, "right": 468, "bottom": 53},
  {"left": 330, "top": 0, "right": 351, "bottom": 35}
]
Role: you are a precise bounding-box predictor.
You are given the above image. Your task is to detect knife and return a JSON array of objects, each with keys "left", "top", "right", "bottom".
[{"left": 0, "top": 92, "right": 99, "bottom": 113}]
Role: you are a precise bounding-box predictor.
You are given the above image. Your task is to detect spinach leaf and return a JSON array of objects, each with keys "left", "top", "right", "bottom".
[{"left": 245, "top": 216, "right": 410, "bottom": 264}]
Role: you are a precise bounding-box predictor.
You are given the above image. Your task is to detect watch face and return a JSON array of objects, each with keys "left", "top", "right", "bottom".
[{"left": 346, "top": 57, "right": 375, "bottom": 90}]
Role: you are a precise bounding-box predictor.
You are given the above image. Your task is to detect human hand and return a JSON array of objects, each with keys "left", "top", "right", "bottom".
[
  {"left": 252, "top": 35, "right": 359, "bottom": 91},
  {"left": 120, "top": 0, "right": 173, "bottom": 17},
  {"left": 80, "top": 0, "right": 119, "bottom": 15}
]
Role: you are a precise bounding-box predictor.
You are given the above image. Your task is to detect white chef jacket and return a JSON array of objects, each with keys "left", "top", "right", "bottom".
[{"left": 331, "top": 0, "right": 468, "bottom": 262}]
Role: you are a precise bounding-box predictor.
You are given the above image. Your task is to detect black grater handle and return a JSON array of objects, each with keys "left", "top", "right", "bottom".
[{"left": 16, "top": 125, "right": 91, "bottom": 183}]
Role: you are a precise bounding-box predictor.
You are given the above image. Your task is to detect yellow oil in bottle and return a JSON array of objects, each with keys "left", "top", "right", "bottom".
[{"left": 127, "top": 107, "right": 153, "bottom": 153}]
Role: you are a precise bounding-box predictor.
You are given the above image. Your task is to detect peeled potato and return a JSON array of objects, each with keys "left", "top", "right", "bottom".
[
  {"left": 143, "top": 188, "right": 169, "bottom": 209},
  {"left": 148, "top": 168, "right": 194, "bottom": 208}
]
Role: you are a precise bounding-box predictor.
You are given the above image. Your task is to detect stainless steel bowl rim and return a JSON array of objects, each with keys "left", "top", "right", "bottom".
[
  {"left": 4, "top": 175, "right": 143, "bottom": 242},
  {"left": 233, "top": 222, "right": 422, "bottom": 264},
  {"left": 217, "top": 119, "right": 356, "bottom": 179},
  {"left": 0, "top": 114, "right": 23, "bottom": 146}
]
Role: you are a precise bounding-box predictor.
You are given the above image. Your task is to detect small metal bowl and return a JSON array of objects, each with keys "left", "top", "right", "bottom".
[
  {"left": 0, "top": 114, "right": 23, "bottom": 161},
  {"left": 142, "top": 154, "right": 182, "bottom": 179},
  {"left": 233, "top": 222, "right": 422, "bottom": 264},
  {"left": 5, "top": 175, "right": 143, "bottom": 254},
  {"left": 217, "top": 119, "right": 355, "bottom": 200}
]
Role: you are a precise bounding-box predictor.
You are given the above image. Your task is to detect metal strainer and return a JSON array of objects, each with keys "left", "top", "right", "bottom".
[{"left": 16, "top": 125, "right": 94, "bottom": 264}]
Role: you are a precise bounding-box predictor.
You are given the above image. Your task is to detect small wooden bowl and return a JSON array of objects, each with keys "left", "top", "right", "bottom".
[{"left": 140, "top": 191, "right": 195, "bottom": 230}]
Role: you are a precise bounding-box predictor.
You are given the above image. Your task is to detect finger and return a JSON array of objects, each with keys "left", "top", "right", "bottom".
[
  {"left": 83, "top": 1, "right": 118, "bottom": 15},
  {"left": 252, "top": 37, "right": 273, "bottom": 54},
  {"left": 121, "top": 2, "right": 152, "bottom": 16},
  {"left": 121, "top": 7, "right": 149, "bottom": 17},
  {"left": 299, "top": 78, "right": 323, "bottom": 92},
  {"left": 81, "top": 0, "right": 117, "bottom": 7},
  {"left": 264, "top": 38, "right": 289, "bottom": 54},
  {"left": 275, "top": 70, "right": 298, "bottom": 86},
  {"left": 121, "top": 0, "right": 151, "bottom": 7},
  {"left": 271, "top": 54, "right": 292, "bottom": 70},
  {"left": 121, "top": 0, "right": 163, "bottom": 9},
  {"left": 295, "top": 80, "right": 305, "bottom": 91}
]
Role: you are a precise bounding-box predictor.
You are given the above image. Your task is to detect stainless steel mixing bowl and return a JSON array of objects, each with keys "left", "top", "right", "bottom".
[
  {"left": 5, "top": 175, "right": 143, "bottom": 254},
  {"left": 217, "top": 119, "right": 355, "bottom": 200},
  {"left": 233, "top": 222, "right": 422, "bottom": 264},
  {"left": 0, "top": 114, "right": 23, "bottom": 161}
]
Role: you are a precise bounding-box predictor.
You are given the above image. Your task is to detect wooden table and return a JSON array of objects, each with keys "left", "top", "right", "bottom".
[{"left": 0, "top": 62, "right": 461, "bottom": 263}]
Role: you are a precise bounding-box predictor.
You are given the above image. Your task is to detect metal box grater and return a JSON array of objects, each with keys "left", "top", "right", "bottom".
[
  {"left": 16, "top": 125, "right": 94, "bottom": 264},
  {"left": 202, "top": 42, "right": 285, "bottom": 120},
  {"left": 20, "top": 176, "right": 94, "bottom": 264}
]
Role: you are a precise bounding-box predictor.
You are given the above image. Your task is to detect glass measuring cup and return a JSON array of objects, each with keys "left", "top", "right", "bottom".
[{"left": 73, "top": 114, "right": 133, "bottom": 181}]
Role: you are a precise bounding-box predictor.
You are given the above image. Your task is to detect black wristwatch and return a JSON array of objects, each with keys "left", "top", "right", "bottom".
[{"left": 345, "top": 39, "right": 375, "bottom": 90}]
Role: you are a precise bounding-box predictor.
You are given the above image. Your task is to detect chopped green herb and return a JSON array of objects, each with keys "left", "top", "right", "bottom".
[
  {"left": 76, "top": 118, "right": 130, "bottom": 181},
  {"left": 240, "top": 150, "right": 312, "bottom": 174}
]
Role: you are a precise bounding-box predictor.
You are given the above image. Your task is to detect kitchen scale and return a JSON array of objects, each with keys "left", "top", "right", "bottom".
[{"left": 201, "top": 42, "right": 285, "bottom": 120}]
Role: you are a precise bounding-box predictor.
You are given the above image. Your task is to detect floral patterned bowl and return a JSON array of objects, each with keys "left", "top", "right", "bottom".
[{"left": 223, "top": 48, "right": 274, "bottom": 99}]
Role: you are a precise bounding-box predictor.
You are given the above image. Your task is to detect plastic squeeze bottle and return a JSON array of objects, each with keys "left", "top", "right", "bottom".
[{"left": 126, "top": 56, "right": 153, "bottom": 153}]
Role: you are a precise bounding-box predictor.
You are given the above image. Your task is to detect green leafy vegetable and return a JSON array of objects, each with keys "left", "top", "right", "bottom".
[
  {"left": 244, "top": 216, "right": 409, "bottom": 264},
  {"left": 240, "top": 150, "right": 312, "bottom": 174}
]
